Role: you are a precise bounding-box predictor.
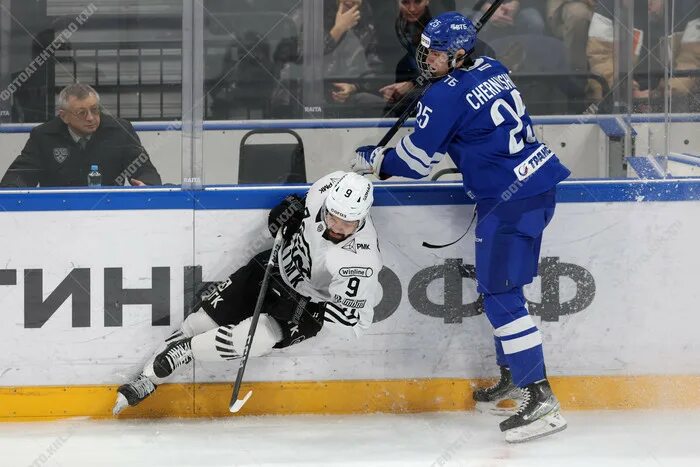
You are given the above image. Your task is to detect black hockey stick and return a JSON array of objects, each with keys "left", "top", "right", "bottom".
[
  {"left": 229, "top": 229, "right": 285, "bottom": 413},
  {"left": 375, "top": 0, "right": 505, "bottom": 149},
  {"left": 422, "top": 207, "right": 476, "bottom": 249},
  {"left": 472, "top": 0, "right": 503, "bottom": 30}
]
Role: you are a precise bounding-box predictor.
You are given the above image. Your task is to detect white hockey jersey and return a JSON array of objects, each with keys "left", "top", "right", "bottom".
[{"left": 277, "top": 171, "right": 382, "bottom": 337}]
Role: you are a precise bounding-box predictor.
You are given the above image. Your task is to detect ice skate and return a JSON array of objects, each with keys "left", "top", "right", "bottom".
[
  {"left": 113, "top": 374, "right": 157, "bottom": 415},
  {"left": 153, "top": 337, "right": 193, "bottom": 378},
  {"left": 472, "top": 366, "right": 523, "bottom": 416},
  {"left": 499, "top": 379, "right": 567, "bottom": 443}
]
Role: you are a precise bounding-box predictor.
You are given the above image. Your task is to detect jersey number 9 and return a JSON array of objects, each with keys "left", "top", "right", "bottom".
[{"left": 346, "top": 277, "right": 360, "bottom": 297}]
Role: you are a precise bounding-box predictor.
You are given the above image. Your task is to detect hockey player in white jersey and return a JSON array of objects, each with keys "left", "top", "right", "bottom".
[{"left": 113, "top": 172, "right": 382, "bottom": 414}]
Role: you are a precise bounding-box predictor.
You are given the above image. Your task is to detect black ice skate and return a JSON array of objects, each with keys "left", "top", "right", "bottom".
[
  {"left": 499, "top": 379, "right": 567, "bottom": 443},
  {"left": 472, "top": 366, "right": 523, "bottom": 416},
  {"left": 113, "top": 374, "right": 157, "bottom": 415},
  {"left": 153, "top": 337, "right": 193, "bottom": 378}
]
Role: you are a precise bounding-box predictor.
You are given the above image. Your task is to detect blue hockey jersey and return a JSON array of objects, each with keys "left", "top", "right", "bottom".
[{"left": 380, "top": 57, "right": 571, "bottom": 201}]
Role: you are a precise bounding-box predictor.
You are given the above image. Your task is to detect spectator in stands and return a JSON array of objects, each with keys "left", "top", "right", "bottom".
[
  {"left": 547, "top": 1, "right": 596, "bottom": 73},
  {"left": 324, "top": 0, "right": 388, "bottom": 109},
  {"left": 587, "top": 0, "right": 699, "bottom": 110},
  {"left": 381, "top": 0, "right": 494, "bottom": 115},
  {"left": 271, "top": 0, "right": 387, "bottom": 116},
  {"left": 210, "top": 32, "right": 276, "bottom": 119},
  {"left": 637, "top": 1, "right": 699, "bottom": 107},
  {"left": 465, "top": 1, "right": 546, "bottom": 39},
  {"left": 378, "top": 0, "right": 434, "bottom": 108},
  {"left": 325, "top": 0, "right": 472, "bottom": 114},
  {"left": 0, "top": 83, "right": 161, "bottom": 187},
  {"left": 366, "top": 0, "right": 457, "bottom": 68}
]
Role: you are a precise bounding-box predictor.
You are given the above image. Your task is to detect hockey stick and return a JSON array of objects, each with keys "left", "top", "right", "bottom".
[
  {"left": 376, "top": 0, "right": 505, "bottom": 149},
  {"left": 229, "top": 229, "right": 285, "bottom": 413},
  {"left": 422, "top": 207, "right": 476, "bottom": 249},
  {"left": 472, "top": 0, "right": 504, "bottom": 31}
]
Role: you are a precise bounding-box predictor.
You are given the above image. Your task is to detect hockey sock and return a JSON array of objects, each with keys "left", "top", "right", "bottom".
[
  {"left": 191, "top": 314, "right": 283, "bottom": 362},
  {"left": 484, "top": 289, "right": 546, "bottom": 387},
  {"left": 494, "top": 336, "right": 507, "bottom": 367}
]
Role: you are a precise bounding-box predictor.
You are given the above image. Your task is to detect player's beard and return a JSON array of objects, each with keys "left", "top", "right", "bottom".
[{"left": 322, "top": 228, "right": 350, "bottom": 244}]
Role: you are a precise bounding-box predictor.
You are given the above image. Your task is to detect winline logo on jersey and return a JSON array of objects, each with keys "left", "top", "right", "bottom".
[{"left": 2, "top": 257, "right": 594, "bottom": 329}]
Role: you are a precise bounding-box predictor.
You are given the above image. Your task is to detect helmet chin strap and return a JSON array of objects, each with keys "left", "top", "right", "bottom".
[
  {"left": 431, "top": 50, "right": 468, "bottom": 77},
  {"left": 450, "top": 50, "right": 468, "bottom": 70}
]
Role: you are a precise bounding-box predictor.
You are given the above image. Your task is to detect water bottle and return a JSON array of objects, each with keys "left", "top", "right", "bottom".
[{"left": 87, "top": 164, "right": 102, "bottom": 187}]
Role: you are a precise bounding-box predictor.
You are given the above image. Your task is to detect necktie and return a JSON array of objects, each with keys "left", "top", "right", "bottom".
[{"left": 79, "top": 138, "right": 88, "bottom": 150}]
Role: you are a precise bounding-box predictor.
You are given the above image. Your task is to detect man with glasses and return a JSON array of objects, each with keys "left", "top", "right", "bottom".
[{"left": 0, "top": 83, "right": 161, "bottom": 187}]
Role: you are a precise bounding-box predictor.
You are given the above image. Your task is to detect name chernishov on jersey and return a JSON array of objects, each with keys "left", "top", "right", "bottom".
[{"left": 465, "top": 73, "right": 516, "bottom": 110}]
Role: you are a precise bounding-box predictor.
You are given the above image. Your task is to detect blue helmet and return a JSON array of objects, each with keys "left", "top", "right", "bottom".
[{"left": 417, "top": 12, "right": 478, "bottom": 78}]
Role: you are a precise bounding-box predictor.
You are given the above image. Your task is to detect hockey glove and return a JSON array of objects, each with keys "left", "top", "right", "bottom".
[
  {"left": 265, "top": 278, "right": 308, "bottom": 322},
  {"left": 352, "top": 145, "right": 386, "bottom": 175},
  {"left": 272, "top": 301, "right": 326, "bottom": 349},
  {"left": 263, "top": 279, "right": 326, "bottom": 348},
  {"left": 268, "top": 194, "right": 305, "bottom": 242}
]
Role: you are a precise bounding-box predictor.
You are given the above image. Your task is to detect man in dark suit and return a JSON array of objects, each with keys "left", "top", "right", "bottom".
[{"left": 1, "top": 83, "right": 161, "bottom": 187}]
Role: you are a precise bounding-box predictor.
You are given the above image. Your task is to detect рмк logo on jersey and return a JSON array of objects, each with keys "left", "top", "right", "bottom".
[
  {"left": 342, "top": 239, "right": 357, "bottom": 254},
  {"left": 341, "top": 239, "right": 370, "bottom": 254},
  {"left": 319, "top": 177, "right": 341, "bottom": 193}
]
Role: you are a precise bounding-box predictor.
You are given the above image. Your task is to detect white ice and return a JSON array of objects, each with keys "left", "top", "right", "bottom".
[{"left": 3, "top": 410, "right": 699, "bottom": 467}]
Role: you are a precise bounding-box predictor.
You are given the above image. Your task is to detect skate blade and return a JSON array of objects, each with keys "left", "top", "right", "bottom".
[
  {"left": 475, "top": 400, "right": 520, "bottom": 417},
  {"left": 504, "top": 411, "right": 568, "bottom": 443},
  {"left": 112, "top": 393, "right": 129, "bottom": 416}
]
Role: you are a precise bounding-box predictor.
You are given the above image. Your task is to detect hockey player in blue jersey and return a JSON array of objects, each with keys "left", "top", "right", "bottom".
[{"left": 352, "top": 12, "right": 570, "bottom": 443}]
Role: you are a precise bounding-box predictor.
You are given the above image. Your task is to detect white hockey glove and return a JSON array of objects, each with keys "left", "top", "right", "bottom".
[{"left": 352, "top": 145, "right": 387, "bottom": 176}]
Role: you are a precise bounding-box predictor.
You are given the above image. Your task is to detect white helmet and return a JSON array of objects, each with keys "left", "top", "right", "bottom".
[{"left": 324, "top": 172, "right": 374, "bottom": 222}]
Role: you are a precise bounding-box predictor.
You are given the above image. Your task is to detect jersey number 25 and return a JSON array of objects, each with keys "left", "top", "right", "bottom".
[
  {"left": 416, "top": 101, "right": 433, "bottom": 129},
  {"left": 490, "top": 89, "right": 536, "bottom": 155}
]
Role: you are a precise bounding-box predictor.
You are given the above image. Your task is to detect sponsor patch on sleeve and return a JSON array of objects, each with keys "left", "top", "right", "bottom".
[{"left": 513, "top": 145, "right": 554, "bottom": 181}]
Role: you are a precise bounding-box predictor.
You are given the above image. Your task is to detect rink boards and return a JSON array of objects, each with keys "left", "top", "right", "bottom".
[{"left": 0, "top": 179, "right": 699, "bottom": 420}]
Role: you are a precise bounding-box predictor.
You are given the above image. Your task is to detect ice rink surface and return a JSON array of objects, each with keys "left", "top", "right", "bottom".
[{"left": 3, "top": 410, "right": 699, "bottom": 467}]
